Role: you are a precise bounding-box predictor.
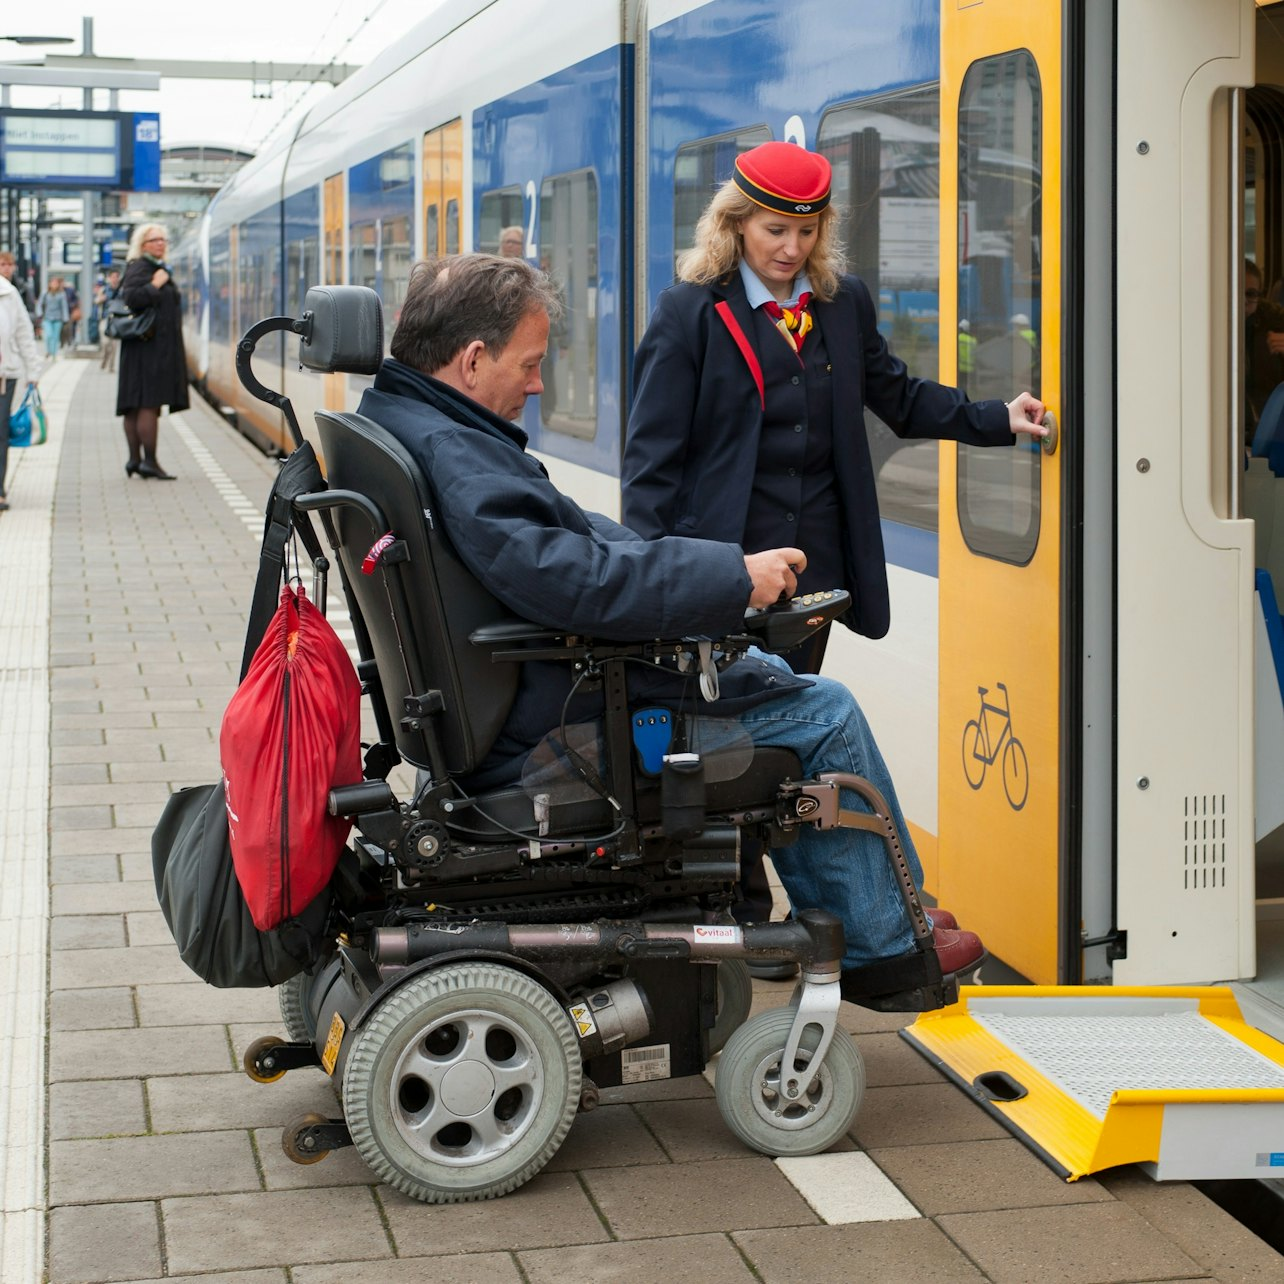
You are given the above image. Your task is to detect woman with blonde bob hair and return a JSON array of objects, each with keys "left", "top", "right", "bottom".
[
  {"left": 115, "top": 221, "right": 188, "bottom": 479},
  {"left": 621, "top": 140, "right": 1044, "bottom": 965}
]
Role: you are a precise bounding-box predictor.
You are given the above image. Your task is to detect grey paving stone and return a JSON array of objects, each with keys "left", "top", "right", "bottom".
[
  {"left": 117, "top": 1272, "right": 288, "bottom": 1284},
  {"left": 522, "top": 1233, "right": 756, "bottom": 1283},
  {"left": 114, "top": 802, "right": 173, "bottom": 829},
  {"left": 51, "top": 914, "right": 128, "bottom": 950},
  {"left": 54, "top": 881, "right": 163, "bottom": 915},
  {"left": 53, "top": 826, "right": 153, "bottom": 857},
  {"left": 858, "top": 1030, "right": 951, "bottom": 1087},
  {"left": 147, "top": 1071, "right": 334, "bottom": 1134},
  {"left": 161, "top": 1187, "right": 392, "bottom": 1273},
  {"left": 52, "top": 944, "right": 193, "bottom": 992},
  {"left": 50, "top": 986, "right": 137, "bottom": 1032},
  {"left": 136, "top": 981, "right": 279, "bottom": 1027},
  {"left": 124, "top": 911, "right": 173, "bottom": 947},
  {"left": 52, "top": 728, "right": 107, "bottom": 746},
  {"left": 849, "top": 1083, "right": 1010, "bottom": 1149},
  {"left": 61, "top": 783, "right": 169, "bottom": 806},
  {"left": 868, "top": 1139, "right": 1114, "bottom": 1215},
  {"left": 1099, "top": 1167, "right": 1284, "bottom": 1279},
  {"left": 543, "top": 1102, "right": 668, "bottom": 1172},
  {"left": 50, "top": 1130, "right": 260, "bottom": 1204},
  {"left": 839, "top": 1003, "right": 917, "bottom": 1036},
  {"left": 53, "top": 762, "right": 111, "bottom": 784},
  {"left": 51, "top": 1024, "right": 230, "bottom": 1081},
  {"left": 735, "top": 1220, "right": 987, "bottom": 1283},
  {"left": 294, "top": 1256, "right": 520, "bottom": 1284},
  {"left": 597, "top": 1073, "right": 715, "bottom": 1105},
  {"left": 937, "top": 1202, "right": 1206, "bottom": 1283},
  {"left": 383, "top": 1171, "right": 612, "bottom": 1256},
  {"left": 49, "top": 1079, "right": 148, "bottom": 1141},
  {"left": 583, "top": 1156, "right": 818, "bottom": 1239},
  {"left": 120, "top": 850, "right": 160, "bottom": 880},
  {"left": 51, "top": 853, "right": 121, "bottom": 884},
  {"left": 48, "top": 1201, "right": 163, "bottom": 1283}
]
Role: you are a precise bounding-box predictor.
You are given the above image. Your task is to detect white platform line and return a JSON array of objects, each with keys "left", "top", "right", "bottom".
[{"left": 0, "top": 358, "right": 86, "bottom": 1284}]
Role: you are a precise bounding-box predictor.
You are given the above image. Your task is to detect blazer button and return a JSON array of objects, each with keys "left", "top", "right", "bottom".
[
  {"left": 791, "top": 375, "right": 800, "bottom": 385},
  {"left": 794, "top": 424, "right": 803, "bottom": 433}
]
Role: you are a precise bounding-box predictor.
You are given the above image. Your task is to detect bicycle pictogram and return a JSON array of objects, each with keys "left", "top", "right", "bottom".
[{"left": 961, "top": 682, "right": 1029, "bottom": 811}]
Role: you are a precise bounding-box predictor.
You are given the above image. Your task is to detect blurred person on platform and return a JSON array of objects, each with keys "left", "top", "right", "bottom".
[
  {"left": 38, "top": 276, "right": 69, "bottom": 359},
  {"left": 0, "top": 255, "right": 41, "bottom": 512},
  {"left": 116, "top": 224, "right": 188, "bottom": 480}
]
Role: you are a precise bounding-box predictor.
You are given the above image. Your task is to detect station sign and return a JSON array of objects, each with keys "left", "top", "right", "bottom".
[{"left": 0, "top": 109, "right": 161, "bottom": 192}]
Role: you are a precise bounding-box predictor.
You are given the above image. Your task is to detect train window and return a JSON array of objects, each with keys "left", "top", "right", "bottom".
[
  {"left": 955, "top": 50, "right": 1043, "bottom": 565},
  {"left": 324, "top": 174, "right": 343, "bottom": 284},
  {"left": 538, "top": 169, "right": 598, "bottom": 438},
  {"left": 425, "top": 204, "right": 440, "bottom": 259},
  {"left": 673, "top": 127, "right": 771, "bottom": 273},
  {"left": 349, "top": 142, "right": 415, "bottom": 347},
  {"left": 239, "top": 206, "right": 283, "bottom": 360},
  {"left": 284, "top": 187, "right": 320, "bottom": 316},
  {"left": 445, "top": 200, "right": 460, "bottom": 256},
  {"left": 818, "top": 84, "right": 942, "bottom": 537},
  {"left": 479, "top": 188, "right": 524, "bottom": 255}
]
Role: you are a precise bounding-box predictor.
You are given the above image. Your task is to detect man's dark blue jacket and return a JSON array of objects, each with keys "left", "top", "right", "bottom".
[{"left": 358, "top": 359, "right": 808, "bottom": 785}]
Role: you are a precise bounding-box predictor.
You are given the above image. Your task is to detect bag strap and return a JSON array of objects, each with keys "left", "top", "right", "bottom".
[{"left": 240, "top": 443, "right": 326, "bottom": 680}]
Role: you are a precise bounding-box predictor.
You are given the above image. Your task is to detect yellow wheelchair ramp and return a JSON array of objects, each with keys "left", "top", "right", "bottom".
[{"left": 902, "top": 986, "right": 1284, "bottom": 1181}]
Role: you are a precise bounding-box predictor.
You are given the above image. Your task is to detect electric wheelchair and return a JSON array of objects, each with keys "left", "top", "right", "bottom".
[{"left": 235, "top": 286, "right": 960, "bottom": 1203}]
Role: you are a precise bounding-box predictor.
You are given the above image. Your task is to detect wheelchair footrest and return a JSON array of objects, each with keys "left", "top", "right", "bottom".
[{"left": 839, "top": 943, "right": 963, "bottom": 1012}]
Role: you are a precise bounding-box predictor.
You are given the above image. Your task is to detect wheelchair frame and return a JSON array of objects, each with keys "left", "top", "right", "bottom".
[{"left": 233, "top": 287, "right": 955, "bottom": 1202}]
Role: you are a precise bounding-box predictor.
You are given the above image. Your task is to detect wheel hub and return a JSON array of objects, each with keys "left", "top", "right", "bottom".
[{"left": 440, "top": 1060, "right": 497, "bottom": 1116}]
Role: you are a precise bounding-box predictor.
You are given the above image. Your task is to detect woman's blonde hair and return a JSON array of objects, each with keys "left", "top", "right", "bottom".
[
  {"left": 676, "top": 179, "right": 846, "bottom": 301},
  {"left": 127, "top": 223, "right": 169, "bottom": 262}
]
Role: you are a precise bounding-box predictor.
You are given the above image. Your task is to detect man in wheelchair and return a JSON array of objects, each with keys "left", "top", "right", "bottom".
[{"left": 355, "top": 253, "right": 984, "bottom": 995}]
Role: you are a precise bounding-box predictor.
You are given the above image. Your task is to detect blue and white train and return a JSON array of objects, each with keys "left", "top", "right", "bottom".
[{"left": 175, "top": 0, "right": 1284, "bottom": 1019}]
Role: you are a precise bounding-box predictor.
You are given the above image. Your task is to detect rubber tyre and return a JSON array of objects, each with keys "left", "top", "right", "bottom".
[
  {"left": 715, "top": 1006, "right": 864, "bottom": 1157},
  {"left": 709, "top": 960, "right": 753, "bottom": 1055},
  {"left": 342, "top": 962, "right": 581, "bottom": 1202},
  {"left": 242, "top": 1035, "right": 288, "bottom": 1084},
  {"left": 278, "top": 972, "right": 316, "bottom": 1044}
]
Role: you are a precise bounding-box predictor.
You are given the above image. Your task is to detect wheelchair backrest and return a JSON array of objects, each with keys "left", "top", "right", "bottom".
[{"left": 316, "top": 410, "right": 520, "bottom": 776}]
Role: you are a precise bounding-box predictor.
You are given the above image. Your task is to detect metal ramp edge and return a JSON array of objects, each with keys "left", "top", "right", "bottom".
[{"left": 901, "top": 986, "right": 1284, "bottom": 1181}]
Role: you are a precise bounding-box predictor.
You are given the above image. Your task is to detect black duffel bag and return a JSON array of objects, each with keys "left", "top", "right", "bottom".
[
  {"left": 104, "top": 298, "right": 156, "bottom": 342},
  {"left": 152, "top": 781, "right": 332, "bottom": 988}
]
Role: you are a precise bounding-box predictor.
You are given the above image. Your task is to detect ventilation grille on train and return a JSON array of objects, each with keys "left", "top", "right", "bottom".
[{"left": 1183, "top": 793, "right": 1226, "bottom": 891}]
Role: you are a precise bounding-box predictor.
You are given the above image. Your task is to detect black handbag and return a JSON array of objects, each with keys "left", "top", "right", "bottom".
[{"left": 104, "top": 297, "right": 156, "bottom": 342}]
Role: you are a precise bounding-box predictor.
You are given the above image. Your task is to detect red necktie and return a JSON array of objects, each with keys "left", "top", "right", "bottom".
[{"left": 763, "top": 292, "right": 812, "bottom": 353}]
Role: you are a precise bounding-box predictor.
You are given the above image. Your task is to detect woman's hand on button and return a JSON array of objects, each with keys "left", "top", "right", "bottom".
[{"left": 1007, "top": 390, "right": 1047, "bottom": 438}]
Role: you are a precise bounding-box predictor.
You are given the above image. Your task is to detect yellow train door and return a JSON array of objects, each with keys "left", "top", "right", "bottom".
[
  {"left": 936, "top": 0, "right": 1064, "bottom": 982},
  {"left": 323, "top": 173, "right": 346, "bottom": 412},
  {"left": 424, "top": 119, "right": 464, "bottom": 259}
]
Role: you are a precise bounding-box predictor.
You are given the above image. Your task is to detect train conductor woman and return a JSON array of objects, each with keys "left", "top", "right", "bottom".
[{"left": 621, "top": 140, "right": 1045, "bottom": 954}]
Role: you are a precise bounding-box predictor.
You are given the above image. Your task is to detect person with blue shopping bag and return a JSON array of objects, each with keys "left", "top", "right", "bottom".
[{"left": 0, "top": 251, "right": 41, "bottom": 512}]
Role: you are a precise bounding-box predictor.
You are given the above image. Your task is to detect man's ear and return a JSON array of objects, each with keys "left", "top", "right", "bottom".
[{"left": 457, "top": 339, "right": 487, "bottom": 390}]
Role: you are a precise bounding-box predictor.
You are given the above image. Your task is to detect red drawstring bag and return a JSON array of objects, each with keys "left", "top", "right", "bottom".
[{"left": 220, "top": 583, "right": 362, "bottom": 931}]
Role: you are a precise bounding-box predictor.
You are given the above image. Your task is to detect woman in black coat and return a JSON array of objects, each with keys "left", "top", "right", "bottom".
[
  {"left": 116, "top": 222, "right": 188, "bottom": 479},
  {"left": 622, "top": 141, "right": 1046, "bottom": 674}
]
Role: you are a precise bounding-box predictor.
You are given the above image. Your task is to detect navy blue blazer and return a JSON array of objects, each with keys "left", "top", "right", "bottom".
[{"left": 622, "top": 272, "right": 1015, "bottom": 639}]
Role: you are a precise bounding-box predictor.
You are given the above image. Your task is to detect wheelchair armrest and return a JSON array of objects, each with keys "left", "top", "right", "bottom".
[{"left": 469, "top": 618, "right": 569, "bottom": 646}]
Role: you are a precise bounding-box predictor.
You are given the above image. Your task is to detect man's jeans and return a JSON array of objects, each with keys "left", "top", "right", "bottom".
[{"left": 733, "top": 650, "right": 922, "bottom": 969}]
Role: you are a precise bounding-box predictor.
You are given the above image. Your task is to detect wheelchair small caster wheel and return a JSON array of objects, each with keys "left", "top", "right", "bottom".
[
  {"left": 244, "top": 1035, "right": 289, "bottom": 1084},
  {"left": 282, "top": 1112, "right": 331, "bottom": 1165},
  {"left": 715, "top": 1007, "right": 864, "bottom": 1156}
]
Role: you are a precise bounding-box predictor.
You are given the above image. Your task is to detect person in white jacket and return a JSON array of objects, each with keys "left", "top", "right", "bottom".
[{"left": 0, "top": 266, "right": 41, "bottom": 511}]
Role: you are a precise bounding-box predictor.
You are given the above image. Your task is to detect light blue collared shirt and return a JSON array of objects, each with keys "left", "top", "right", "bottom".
[{"left": 738, "top": 260, "right": 812, "bottom": 312}]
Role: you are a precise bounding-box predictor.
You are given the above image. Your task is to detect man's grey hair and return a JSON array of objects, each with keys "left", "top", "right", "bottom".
[{"left": 390, "top": 254, "right": 564, "bottom": 374}]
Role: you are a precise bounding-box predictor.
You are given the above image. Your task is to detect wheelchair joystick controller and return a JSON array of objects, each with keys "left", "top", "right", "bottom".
[{"left": 742, "top": 588, "right": 851, "bottom": 654}]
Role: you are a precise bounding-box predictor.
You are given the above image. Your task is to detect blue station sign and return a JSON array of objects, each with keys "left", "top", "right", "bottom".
[{"left": 0, "top": 109, "right": 161, "bottom": 192}]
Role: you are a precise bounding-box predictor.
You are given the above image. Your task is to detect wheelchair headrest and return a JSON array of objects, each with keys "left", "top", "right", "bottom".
[{"left": 299, "top": 286, "right": 384, "bottom": 376}]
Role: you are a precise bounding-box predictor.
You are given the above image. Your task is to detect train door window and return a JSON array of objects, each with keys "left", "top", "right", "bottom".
[
  {"left": 424, "top": 119, "right": 463, "bottom": 259},
  {"left": 673, "top": 127, "right": 771, "bottom": 273},
  {"left": 324, "top": 173, "right": 343, "bottom": 285},
  {"left": 445, "top": 200, "right": 460, "bottom": 255},
  {"left": 479, "top": 187, "right": 525, "bottom": 255},
  {"left": 955, "top": 49, "right": 1043, "bottom": 564},
  {"left": 349, "top": 142, "right": 414, "bottom": 345},
  {"left": 538, "top": 169, "right": 599, "bottom": 438},
  {"left": 818, "top": 85, "right": 942, "bottom": 535},
  {"left": 284, "top": 186, "right": 320, "bottom": 317}
]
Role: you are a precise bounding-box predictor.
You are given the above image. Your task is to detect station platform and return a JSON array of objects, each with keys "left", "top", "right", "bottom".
[{"left": 4, "top": 358, "right": 1284, "bottom": 1283}]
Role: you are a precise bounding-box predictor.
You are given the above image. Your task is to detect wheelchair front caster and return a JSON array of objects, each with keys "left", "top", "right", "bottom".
[
  {"left": 282, "top": 1112, "right": 351, "bottom": 1164},
  {"left": 341, "top": 961, "right": 582, "bottom": 1203},
  {"left": 243, "top": 1036, "right": 289, "bottom": 1083},
  {"left": 715, "top": 1007, "right": 865, "bottom": 1156}
]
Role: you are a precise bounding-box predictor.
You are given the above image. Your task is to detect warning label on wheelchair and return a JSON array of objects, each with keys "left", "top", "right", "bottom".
[{"left": 621, "top": 1043, "right": 672, "bottom": 1084}]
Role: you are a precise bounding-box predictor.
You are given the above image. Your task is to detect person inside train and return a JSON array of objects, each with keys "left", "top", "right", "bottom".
[
  {"left": 354, "top": 251, "right": 987, "bottom": 1002},
  {"left": 499, "top": 226, "right": 525, "bottom": 258},
  {"left": 619, "top": 142, "right": 1045, "bottom": 955},
  {"left": 1244, "top": 258, "right": 1284, "bottom": 455}
]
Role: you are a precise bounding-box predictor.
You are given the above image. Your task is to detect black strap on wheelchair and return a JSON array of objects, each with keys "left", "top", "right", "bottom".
[{"left": 239, "top": 443, "right": 327, "bottom": 682}]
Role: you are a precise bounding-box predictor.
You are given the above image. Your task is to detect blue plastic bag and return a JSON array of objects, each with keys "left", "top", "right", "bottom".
[{"left": 8, "top": 385, "right": 46, "bottom": 448}]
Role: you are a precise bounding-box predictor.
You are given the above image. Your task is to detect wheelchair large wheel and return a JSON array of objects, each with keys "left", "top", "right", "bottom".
[
  {"left": 278, "top": 972, "right": 316, "bottom": 1044},
  {"left": 342, "top": 962, "right": 581, "bottom": 1203},
  {"left": 710, "top": 960, "right": 753, "bottom": 1055},
  {"left": 715, "top": 1006, "right": 864, "bottom": 1157}
]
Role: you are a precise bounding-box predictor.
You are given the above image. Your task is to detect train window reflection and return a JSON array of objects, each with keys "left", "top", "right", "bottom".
[
  {"left": 819, "top": 84, "right": 942, "bottom": 535},
  {"left": 674, "top": 127, "right": 771, "bottom": 274},
  {"left": 349, "top": 141, "right": 415, "bottom": 351},
  {"left": 479, "top": 187, "right": 524, "bottom": 255},
  {"left": 539, "top": 170, "right": 598, "bottom": 439},
  {"left": 956, "top": 49, "right": 1042, "bottom": 565}
]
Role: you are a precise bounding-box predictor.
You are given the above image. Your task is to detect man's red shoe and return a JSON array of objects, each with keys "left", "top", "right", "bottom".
[
  {"left": 933, "top": 926, "right": 985, "bottom": 974},
  {"left": 925, "top": 907, "right": 958, "bottom": 931}
]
